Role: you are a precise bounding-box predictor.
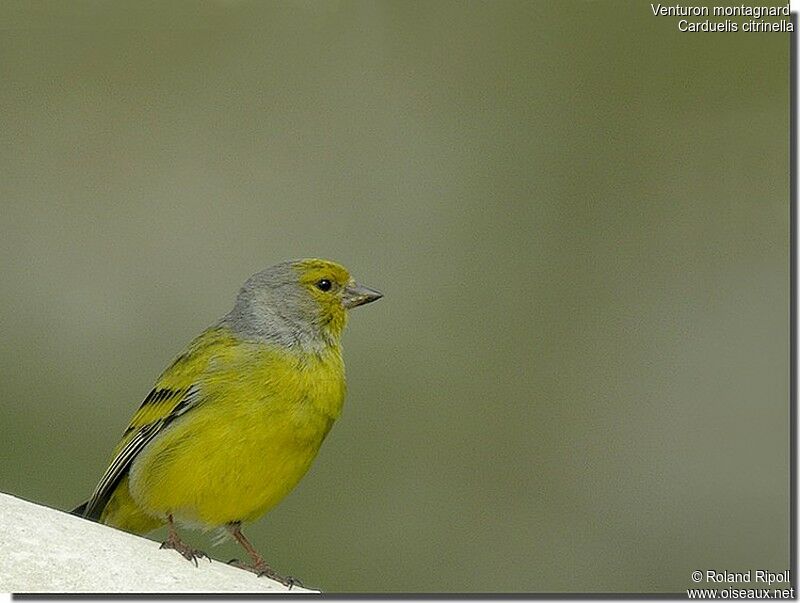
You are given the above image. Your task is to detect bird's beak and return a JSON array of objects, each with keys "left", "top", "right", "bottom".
[{"left": 342, "top": 282, "right": 383, "bottom": 309}]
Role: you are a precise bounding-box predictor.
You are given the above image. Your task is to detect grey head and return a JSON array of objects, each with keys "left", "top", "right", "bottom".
[{"left": 220, "top": 259, "right": 382, "bottom": 352}]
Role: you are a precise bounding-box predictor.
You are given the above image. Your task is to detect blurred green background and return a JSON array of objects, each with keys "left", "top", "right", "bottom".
[{"left": 0, "top": 0, "right": 789, "bottom": 594}]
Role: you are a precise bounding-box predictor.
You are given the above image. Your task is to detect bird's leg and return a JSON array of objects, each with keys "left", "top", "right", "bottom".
[
  {"left": 226, "top": 522, "right": 301, "bottom": 588},
  {"left": 159, "top": 514, "right": 209, "bottom": 566}
]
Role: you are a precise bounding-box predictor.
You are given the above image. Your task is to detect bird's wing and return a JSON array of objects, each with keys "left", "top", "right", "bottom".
[
  {"left": 80, "top": 330, "right": 227, "bottom": 521},
  {"left": 80, "top": 386, "right": 201, "bottom": 521}
]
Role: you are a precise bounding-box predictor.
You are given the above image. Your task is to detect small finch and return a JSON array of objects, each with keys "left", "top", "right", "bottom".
[{"left": 72, "top": 259, "right": 382, "bottom": 587}]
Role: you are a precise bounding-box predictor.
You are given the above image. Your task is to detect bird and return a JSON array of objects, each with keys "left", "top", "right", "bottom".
[{"left": 71, "top": 258, "right": 382, "bottom": 586}]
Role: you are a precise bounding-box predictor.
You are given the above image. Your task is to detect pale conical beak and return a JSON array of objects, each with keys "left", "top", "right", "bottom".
[{"left": 342, "top": 282, "right": 383, "bottom": 309}]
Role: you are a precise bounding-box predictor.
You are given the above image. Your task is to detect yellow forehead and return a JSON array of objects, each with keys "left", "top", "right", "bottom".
[{"left": 293, "top": 258, "right": 351, "bottom": 286}]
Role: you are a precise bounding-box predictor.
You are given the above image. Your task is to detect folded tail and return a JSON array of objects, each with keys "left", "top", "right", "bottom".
[{"left": 70, "top": 500, "right": 100, "bottom": 521}]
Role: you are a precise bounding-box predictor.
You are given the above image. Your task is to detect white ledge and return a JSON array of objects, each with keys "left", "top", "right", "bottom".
[{"left": 0, "top": 492, "right": 316, "bottom": 593}]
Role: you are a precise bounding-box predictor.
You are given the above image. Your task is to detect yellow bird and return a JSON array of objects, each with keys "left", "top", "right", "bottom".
[{"left": 72, "top": 258, "right": 382, "bottom": 586}]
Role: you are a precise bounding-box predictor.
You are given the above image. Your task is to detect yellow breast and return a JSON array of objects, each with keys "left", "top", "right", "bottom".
[{"left": 121, "top": 331, "right": 346, "bottom": 528}]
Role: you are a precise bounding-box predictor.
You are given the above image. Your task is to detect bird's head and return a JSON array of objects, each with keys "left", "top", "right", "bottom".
[{"left": 225, "top": 258, "right": 382, "bottom": 349}]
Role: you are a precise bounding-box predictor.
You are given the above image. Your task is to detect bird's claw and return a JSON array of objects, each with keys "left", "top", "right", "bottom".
[
  {"left": 160, "top": 537, "right": 210, "bottom": 566},
  {"left": 229, "top": 560, "right": 299, "bottom": 588},
  {"left": 256, "top": 569, "right": 301, "bottom": 589}
]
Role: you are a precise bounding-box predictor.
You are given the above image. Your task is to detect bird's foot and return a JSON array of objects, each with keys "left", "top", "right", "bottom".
[
  {"left": 227, "top": 558, "right": 301, "bottom": 588},
  {"left": 160, "top": 534, "right": 210, "bottom": 567}
]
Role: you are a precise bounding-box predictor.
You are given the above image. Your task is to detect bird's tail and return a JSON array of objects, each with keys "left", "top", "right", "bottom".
[
  {"left": 70, "top": 501, "right": 97, "bottom": 520},
  {"left": 70, "top": 501, "right": 87, "bottom": 515}
]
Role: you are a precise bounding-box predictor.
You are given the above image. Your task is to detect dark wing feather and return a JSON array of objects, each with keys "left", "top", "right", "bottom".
[{"left": 78, "top": 385, "right": 201, "bottom": 521}]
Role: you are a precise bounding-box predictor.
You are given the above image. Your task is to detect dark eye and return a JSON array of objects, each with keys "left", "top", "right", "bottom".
[{"left": 316, "top": 279, "right": 332, "bottom": 292}]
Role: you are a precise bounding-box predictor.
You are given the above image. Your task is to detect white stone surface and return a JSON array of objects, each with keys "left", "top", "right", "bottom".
[{"left": 0, "top": 492, "right": 316, "bottom": 593}]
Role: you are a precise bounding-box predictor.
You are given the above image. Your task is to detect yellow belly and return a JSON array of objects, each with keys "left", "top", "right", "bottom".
[
  {"left": 129, "top": 400, "right": 333, "bottom": 526},
  {"left": 103, "top": 339, "right": 345, "bottom": 532}
]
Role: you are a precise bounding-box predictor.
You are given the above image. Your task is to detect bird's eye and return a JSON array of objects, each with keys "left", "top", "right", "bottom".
[{"left": 316, "top": 279, "right": 333, "bottom": 292}]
